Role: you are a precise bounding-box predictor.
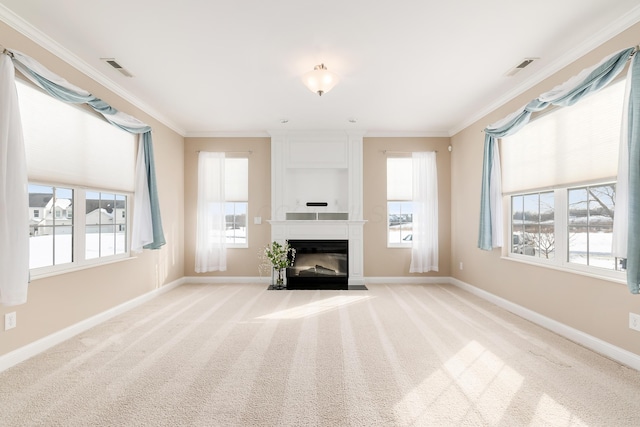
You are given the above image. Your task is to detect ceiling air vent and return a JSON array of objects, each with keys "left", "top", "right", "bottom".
[
  {"left": 505, "top": 57, "right": 538, "bottom": 77},
  {"left": 101, "top": 58, "right": 134, "bottom": 77}
]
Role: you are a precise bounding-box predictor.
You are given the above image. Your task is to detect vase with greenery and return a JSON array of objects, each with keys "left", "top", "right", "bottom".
[{"left": 261, "top": 241, "right": 296, "bottom": 289}]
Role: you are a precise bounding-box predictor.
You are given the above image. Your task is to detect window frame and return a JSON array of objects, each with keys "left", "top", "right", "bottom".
[
  {"left": 224, "top": 201, "right": 248, "bottom": 249},
  {"left": 507, "top": 183, "right": 625, "bottom": 283},
  {"left": 29, "top": 181, "right": 132, "bottom": 279},
  {"left": 386, "top": 156, "right": 413, "bottom": 248},
  {"left": 224, "top": 156, "right": 249, "bottom": 249}
]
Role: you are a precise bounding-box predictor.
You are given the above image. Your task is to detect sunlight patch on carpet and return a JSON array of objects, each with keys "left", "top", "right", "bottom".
[
  {"left": 256, "top": 295, "right": 372, "bottom": 320},
  {"left": 532, "top": 394, "right": 588, "bottom": 426},
  {"left": 443, "top": 340, "right": 524, "bottom": 424}
]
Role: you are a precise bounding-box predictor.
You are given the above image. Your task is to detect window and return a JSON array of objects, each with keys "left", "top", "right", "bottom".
[
  {"left": 568, "top": 183, "right": 621, "bottom": 270},
  {"left": 511, "top": 192, "right": 554, "bottom": 259},
  {"left": 387, "top": 157, "right": 413, "bottom": 247},
  {"left": 225, "top": 157, "right": 248, "bottom": 247},
  {"left": 503, "top": 79, "right": 625, "bottom": 277},
  {"left": 85, "top": 191, "right": 127, "bottom": 260},
  {"left": 18, "top": 79, "right": 134, "bottom": 276},
  {"left": 28, "top": 184, "right": 129, "bottom": 271},
  {"left": 28, "top": 185, "right": 74, "bottom": 269}
]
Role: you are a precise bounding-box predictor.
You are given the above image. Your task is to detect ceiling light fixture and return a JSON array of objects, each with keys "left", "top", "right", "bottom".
[{"left": 302, "top": 63, "right": 339, "bottom": 96}]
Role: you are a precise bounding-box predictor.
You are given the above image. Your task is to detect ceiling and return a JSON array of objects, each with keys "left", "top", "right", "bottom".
[{"left": 1, "top": 1, "right": 639, "bottom": 137}]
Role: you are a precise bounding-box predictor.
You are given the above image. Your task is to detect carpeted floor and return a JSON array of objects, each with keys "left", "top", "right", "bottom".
[{"left": 1, "top": 282, "right": 639, "bottom": 426}]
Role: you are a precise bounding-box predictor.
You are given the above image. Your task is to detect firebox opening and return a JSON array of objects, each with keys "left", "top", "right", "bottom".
[{"left": 286, "top": 240, "right": 348, "bottom": 290}]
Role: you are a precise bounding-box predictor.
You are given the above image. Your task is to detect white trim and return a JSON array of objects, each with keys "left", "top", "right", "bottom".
[
  {"left": 29, "top": 255, "right": 135, "bottom": 281},
  {"left": 448, "top": 277, "right": 640, "bottom": 372},
  {"left": 0, "top": 277, "right": 185, "bottom": 373},
  {"left": 185, "top": 276, "right": 270, "bottom": 284},
  {"left": 365, "top": 276, "right": 448, "bottom": 284},
  {"left": 186, "top": 131, "right": 271, "bottom": 138},
  {"left": 502, "top": 255, "right": 627, "bottom": 286},
  {"left": 364, "top": 130, "right": 450, "bottom": 138},
  {"left": 0, "top": 4, "right": 185, "bottom": 137}
]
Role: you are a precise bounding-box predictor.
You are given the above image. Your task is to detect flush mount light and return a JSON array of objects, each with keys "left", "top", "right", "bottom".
[{"left": 301, "top": 63, "right": 339, "bottom": 96}]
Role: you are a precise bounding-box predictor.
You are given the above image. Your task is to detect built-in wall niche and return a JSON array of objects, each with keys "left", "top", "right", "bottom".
[{"left": 285, "top": 168, "right": 348, "bottom": 213}]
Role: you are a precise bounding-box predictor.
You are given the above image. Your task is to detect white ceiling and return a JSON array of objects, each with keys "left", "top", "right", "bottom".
[{"left": 1, "top": 1, "right": 639, "bottom": 137}]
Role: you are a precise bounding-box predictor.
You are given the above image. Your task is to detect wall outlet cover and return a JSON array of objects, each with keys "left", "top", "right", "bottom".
[
  {"left": 4, "top": 312, "right": 16, "bottom": 331},
  {"left": 629, "top": 313, "right": 640, "bottom": 332}
]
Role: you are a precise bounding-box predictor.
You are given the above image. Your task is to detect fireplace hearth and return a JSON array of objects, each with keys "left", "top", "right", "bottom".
[{"left": 286, "top": 240, "right": 348, "bottom": 290}]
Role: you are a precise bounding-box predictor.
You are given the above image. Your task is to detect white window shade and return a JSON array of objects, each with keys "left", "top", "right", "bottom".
[
  {"left": 501, "top": 80, "right": 624, "bottom": 194},
  {"left": 17, "top": 80, "right": 136, "bottom": 192},
  {"left": 387, "top": 157, "right": 412, "bottom": 200},
  {"left": 225, "top": 158, "right": 248, "bottom": 201}
]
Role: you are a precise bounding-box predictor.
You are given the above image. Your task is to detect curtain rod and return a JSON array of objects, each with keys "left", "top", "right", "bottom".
[
  {"left": 197, "top": 150, "right": 252, "bottom": 155},
  {"left": 382, "top": 150, "right": 437, "bottom": 155}
]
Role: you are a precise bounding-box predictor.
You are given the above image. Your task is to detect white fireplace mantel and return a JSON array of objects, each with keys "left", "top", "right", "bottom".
[{"left": 268, "top": 130, "right": 366, "bottom": 286}]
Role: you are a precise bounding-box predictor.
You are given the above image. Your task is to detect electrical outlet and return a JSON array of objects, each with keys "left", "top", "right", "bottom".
[
  {"left": 629, "top": 313, "right": 640, "bottom": 332},
  {"left": 4, "top": 312, "right": 16, "bottom": 331},
  {"left": 459, "top": 262, "right": 464, "bottom": 270}
]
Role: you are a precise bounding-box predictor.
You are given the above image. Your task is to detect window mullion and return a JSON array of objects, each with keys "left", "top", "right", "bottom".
[
  {"left": 555, "top": 188, "right": 568, "bottom": 267},
  {"left": 74, "top": 189, "right": 86, "bottom": 263}
]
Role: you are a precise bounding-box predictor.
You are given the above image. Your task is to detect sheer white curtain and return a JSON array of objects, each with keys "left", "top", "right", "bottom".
[
  {"left": 195, "top": 152, "right": 227, "bottom": 273},
  {"left": 410, "top": 152, "right": 438, "bottom": 273},
  {"left": 0, "top": 53, "right": 29, "bottom": 306}
]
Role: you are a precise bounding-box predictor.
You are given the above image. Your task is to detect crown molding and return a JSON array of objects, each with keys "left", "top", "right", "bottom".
[
  {"left": 448, "top": 4, "right": 640, "bottom": 136},
  {"left": 185, "top": 131, "right": 271, "bottom": 138},
  {"left": 364, "top": 130, "right": 450, "bottom": 138},
  {"left": 0, "top": 4, "right": 186, "bottom": 137}
]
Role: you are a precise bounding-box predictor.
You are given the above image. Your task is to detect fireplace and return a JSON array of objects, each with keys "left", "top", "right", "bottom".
[
  {"left": 286, "top": 240, "right": 348, "bottom": 290},
  {"left": 269, "top": 131, "right": 366, "bottom": 288}
]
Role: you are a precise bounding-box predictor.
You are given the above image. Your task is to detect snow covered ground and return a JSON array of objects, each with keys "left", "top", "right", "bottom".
[{"left": 29, "top": 233, "right": 126, "bottom": 269}]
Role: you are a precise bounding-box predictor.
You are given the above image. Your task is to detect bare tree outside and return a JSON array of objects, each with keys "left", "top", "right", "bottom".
[
  {"left": 512, "top": 192, "right": 554, "bottom": 259},
  {"left": 567, "top": 183, "right": 624, "bottom": 271}
]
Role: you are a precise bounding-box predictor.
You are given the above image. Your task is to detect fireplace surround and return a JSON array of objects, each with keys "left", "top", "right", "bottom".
[{"left": 269, "top": 130, "right": 366, "bottom": 288}]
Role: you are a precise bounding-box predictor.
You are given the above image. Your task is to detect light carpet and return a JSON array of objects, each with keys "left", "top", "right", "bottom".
[{"left": 1, "top": 282, "right": 639, "bottom": 426}]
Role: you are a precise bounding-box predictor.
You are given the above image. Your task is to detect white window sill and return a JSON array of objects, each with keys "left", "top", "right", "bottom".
[
  {"left": 30, "top": 255, "right": 136, "bottom": 281},
  {"left": 501, "top": 254, "right": 626, "bottom": 286}
]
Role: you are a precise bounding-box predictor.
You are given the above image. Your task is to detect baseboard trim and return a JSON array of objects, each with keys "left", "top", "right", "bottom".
[
  {"left": 448, "top": 277, "right": 640, "bottom": 372},
  {"left": 184, "top": 276, "right": 269, "bottom": 284},
  {"left": 365, "top": 276, "right": 449, "bottom": 284},
  {"left": 0, "top": 277, "right": 186, "bottom": 373}
]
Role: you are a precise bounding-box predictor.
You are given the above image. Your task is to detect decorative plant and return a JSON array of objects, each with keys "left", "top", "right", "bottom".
[
  {"left": 262, "top": 241, "right": 296, "bottom": 270},
  {"left": 260, "top": 241, "right": 296, "bottom": 289}
]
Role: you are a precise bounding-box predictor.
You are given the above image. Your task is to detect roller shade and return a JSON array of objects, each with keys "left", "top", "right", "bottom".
[
  {"left": 501, "top": 80, "right": 624, "bottom": 194},
  {"left": 17, "top": 80, "right": 135, "bottom": 192},
  {"left": 225, "top": 157, "right": 248, "bottom": 201},
  {"left": 387, "top": 157, "right": 412, "bottom": 200}
]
